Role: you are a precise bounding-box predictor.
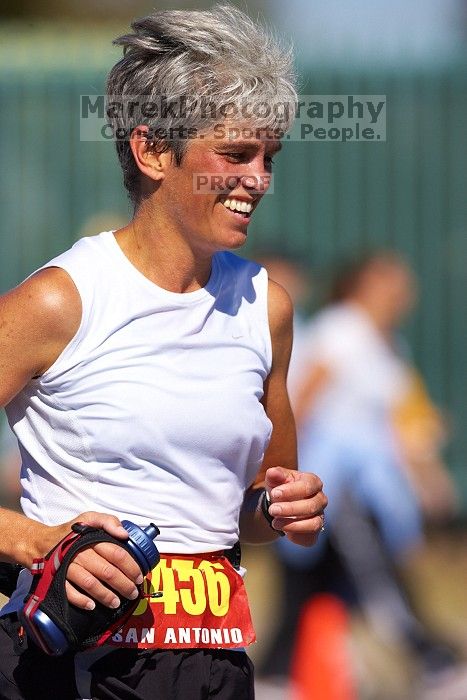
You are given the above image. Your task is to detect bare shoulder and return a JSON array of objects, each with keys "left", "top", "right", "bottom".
[
  {"left": 267, "top": 278, "right": 294, "bottom": 357},
  {"left": 0, "top": 267, "right": 81, "bottom": 405},
  {"left": 4, "top": 266, "right": 82, "bottom": 336}
]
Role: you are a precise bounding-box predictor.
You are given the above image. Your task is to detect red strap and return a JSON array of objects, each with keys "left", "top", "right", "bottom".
[{"left": 24, "top": 529, "right": 82, "bottom": 625}]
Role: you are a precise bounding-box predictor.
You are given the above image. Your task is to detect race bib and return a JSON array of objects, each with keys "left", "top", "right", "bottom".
[{"left": 108, "top": 553, "right": 256, "bottom": 649}]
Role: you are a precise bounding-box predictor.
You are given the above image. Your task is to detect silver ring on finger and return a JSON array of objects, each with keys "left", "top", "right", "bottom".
[{"left": 319, "top": 512, "right": 325, "bottom": 533}]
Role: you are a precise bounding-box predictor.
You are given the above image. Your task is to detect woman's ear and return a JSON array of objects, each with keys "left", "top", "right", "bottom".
[{"left": 129, "top": 126, "right": 170, "bottom": 183}]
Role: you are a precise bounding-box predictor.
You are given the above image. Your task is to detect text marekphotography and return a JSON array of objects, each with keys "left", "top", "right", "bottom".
[{"left": 80, "top": 94, "right": 387, "bottom": 143}]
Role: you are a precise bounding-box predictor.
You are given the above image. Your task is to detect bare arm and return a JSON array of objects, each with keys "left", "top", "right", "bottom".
[
  {"left": 0, "top": 270, "right": 142, "bottom": 609},
  {"left": 240, "top": 280, "right": 327, "bottom": 546},
  {"left": 0, "top": 268, "right": 83, "bottom": 564},
  {"left": 0, "top": 267, "right": 81, "bottom": 406}
]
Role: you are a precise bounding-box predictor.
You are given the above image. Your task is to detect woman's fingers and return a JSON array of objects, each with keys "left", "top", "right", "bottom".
[
  {"left": 70, "top": 512, "right": 129, "bottom": 540},
  {"left": 92, "top": 541, "right": 143, "bottom": 585},
  {"left": 263, "top": 468, "right": 327, "bottom": 547},
  {"left": 267, "top": 471, "right": 325, "bottom": 504},
  {"left": 66, "top": 544, "right": 141, "bottom": 609},
  {"left": 65, "top": 580, "right": 98, "bottom": 611},
  {"left": 268, "top": 495, "right": 327, "bottom": 519},
  {"left": 272, "top": 513, "right": 325, "bottom": 546},
  {"left": 59, "top": 511, "right": 146, "bottom": 609}
]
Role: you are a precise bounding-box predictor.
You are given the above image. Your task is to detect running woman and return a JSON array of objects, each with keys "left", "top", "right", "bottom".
[{"left": 0, "top": 6, "right": 327, "bottom": 698}]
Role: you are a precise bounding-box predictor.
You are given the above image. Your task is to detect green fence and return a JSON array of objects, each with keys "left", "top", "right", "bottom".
[{"left": 1, "top": 52, "right": 466, "bottom": 504}]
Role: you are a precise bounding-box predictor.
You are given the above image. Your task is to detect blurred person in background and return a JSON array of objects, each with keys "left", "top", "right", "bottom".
[
  {"left": 259, "top": 252, "right": 459, "bottom": 692},
  {"left": 393, "top": 369, "right": 458, "bottom": 524},
  {"left": 292, "top": 252, "right": 456, "bottom": 536}
]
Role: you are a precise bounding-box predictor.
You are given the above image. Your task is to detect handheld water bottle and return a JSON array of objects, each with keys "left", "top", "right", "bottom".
[{"left": 19, "top": 520, "right": 160, "bottom": 656}]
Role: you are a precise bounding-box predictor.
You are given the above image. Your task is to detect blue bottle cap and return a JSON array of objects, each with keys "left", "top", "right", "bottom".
[{"left": 121, "top": 520, "right": 160, "bottom": 574}]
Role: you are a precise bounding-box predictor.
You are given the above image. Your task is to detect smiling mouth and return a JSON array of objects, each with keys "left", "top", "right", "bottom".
[
  {"left": 221, "top": 197, "right": 254, "bottom": 220},
  {"left": 223, "top": 197, "right": 253, "bottom": 215}
]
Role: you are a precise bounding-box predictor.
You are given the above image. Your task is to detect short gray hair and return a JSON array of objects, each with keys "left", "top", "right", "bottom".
[{"left": 107, "top": 4, "right": 297, "bottom": 208}]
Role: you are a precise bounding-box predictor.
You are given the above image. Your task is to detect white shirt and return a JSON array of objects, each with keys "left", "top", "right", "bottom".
[{"left": 5, "top": 231, "right": 273, "bottom": 554}]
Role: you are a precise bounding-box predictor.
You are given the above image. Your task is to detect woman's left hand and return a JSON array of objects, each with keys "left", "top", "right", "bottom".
[{"left": 265, "top": 466, "right": 327, "bottom": 546}]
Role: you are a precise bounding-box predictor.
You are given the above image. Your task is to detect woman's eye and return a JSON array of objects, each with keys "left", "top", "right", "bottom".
[{"left": 225, "top": 152, "right": 243, "bottom": 161}]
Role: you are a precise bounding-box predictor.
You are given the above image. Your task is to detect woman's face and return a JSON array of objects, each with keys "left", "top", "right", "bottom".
[{"left": 156, "top": 126, "right": 281, "bottom": 255}]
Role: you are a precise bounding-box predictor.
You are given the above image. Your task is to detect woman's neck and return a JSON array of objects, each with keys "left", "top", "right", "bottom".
[{"left": 114, "top": 211, "right": 213, "bottom": 294}]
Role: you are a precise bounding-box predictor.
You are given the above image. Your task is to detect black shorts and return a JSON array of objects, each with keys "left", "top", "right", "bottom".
[{"left": 0, "top": 616, "right": 255, "bottom": 700}]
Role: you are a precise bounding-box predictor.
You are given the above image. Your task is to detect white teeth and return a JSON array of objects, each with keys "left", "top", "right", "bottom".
[{"left": 222, "top": 199, "right": 253, "bottom": 215}]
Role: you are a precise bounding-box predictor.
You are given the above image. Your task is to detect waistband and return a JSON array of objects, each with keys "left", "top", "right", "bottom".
[{"left": 158, "top": 542, "right": 241, "bottom": 571}]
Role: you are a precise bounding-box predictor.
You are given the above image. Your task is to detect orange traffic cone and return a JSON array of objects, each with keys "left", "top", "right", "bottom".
[{"left": 290, "top": 593, "right": 357, "bottom": 700}]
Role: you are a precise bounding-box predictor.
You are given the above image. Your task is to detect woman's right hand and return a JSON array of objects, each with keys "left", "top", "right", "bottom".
[{"left": 45, "top": 512, "right": 143, "bottom": 611}]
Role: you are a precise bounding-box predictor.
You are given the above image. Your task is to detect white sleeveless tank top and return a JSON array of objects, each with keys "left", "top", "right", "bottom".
[{"left": 5, "top": 231, "right": 273, "bottom": 554}]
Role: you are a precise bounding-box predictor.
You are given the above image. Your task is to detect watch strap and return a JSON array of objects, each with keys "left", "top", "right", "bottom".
[{"left": 260, "top": 490, "right": 285, "bottom": 536}]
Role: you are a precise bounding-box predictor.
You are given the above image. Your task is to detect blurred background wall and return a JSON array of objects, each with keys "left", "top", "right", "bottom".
[{"left": 1, "top": 0, "right": 466, "bottom": 507}]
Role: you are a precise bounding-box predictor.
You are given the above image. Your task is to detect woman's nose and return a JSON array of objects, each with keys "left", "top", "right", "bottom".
[{"left": 240, "top": 173, "right": 272, "bottom": 193}]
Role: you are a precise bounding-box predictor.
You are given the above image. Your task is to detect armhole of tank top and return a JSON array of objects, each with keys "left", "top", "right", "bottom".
[
  {"left": 33, "top": 264, "right": 88, "bottom": 383},
  {"left": 260, "top": 266, "right": 273, "bottom": 374}
]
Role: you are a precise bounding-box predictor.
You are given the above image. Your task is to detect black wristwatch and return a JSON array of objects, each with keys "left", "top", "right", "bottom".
[{"left": 260, "top": 490, "right": 285, "bottom": 536}]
